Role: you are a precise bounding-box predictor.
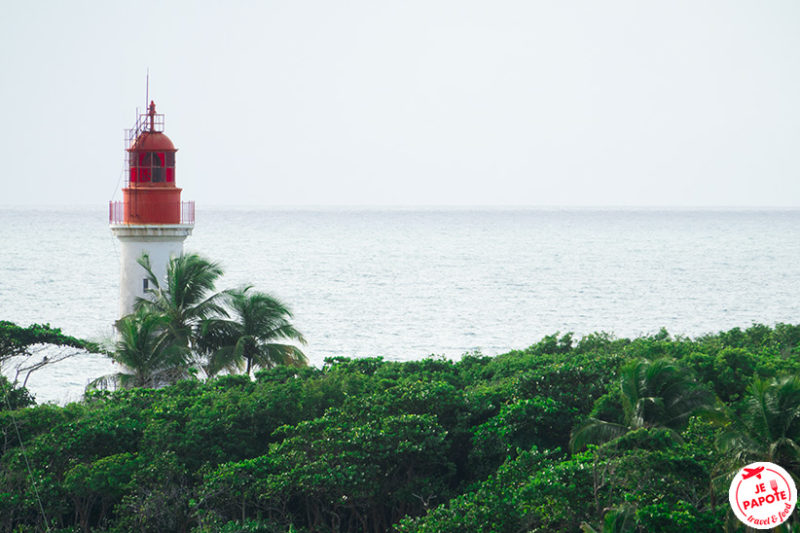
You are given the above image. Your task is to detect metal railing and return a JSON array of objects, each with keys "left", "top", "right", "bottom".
[
  {"left": 109, "top": 201, "right": 124, "bottom": 224},
  {"left": 181, "top": 201, "right": 195, "bottom": 224},
  {"left": 109, "top": 201, "right": 195, "bottom": 225},
  {"left": 125, "top": 110, "right": 165, "bottom": 149}
]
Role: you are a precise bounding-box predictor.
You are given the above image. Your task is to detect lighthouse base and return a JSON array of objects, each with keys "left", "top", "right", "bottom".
[{"left": 111, "top": 224, "right": 193, "bottom": 319}]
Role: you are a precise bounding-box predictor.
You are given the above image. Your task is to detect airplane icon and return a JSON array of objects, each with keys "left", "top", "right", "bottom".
[{"left": 742, "top": 466, "right": 765, "bottom": 480}]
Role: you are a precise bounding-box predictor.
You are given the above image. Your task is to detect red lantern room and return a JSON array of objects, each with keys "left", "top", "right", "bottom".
[{"left": 111, "top": 101, "right": 194, "bottom": 225}]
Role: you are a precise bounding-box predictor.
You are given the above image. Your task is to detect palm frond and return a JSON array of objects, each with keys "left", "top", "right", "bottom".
[
  {"left": 199, "top": 287, "right": 307, "bottom": 376},
  {"left": 86, "top": 373, "right": 125, "bottom": 391},
  {"left": 136, "top": 253, "right": 161, "bottom": 290},
  {"left": 570, "top": 418, "right": 628, "bottom": 452}
]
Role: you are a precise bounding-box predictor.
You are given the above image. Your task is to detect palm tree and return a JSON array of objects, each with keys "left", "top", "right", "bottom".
[
  {"left": 714, "top": 375, "right": 800, "bottom": 473},
  {"left": 200, "top": 287, "right": 307, "bottom": 377},
  {"left": 570, "top": 358, "right": 714, "bottom": 452},
  {"left": 136, "top": 252, "right": 227, "bottom": 351},
  {"left": 89, "top": 308, "right": 190, "bottom": 390}
]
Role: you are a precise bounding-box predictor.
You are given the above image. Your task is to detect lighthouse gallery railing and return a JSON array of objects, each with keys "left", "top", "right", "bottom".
[{"left": 109, "top": 201, "right": 195, "bottom": 225}]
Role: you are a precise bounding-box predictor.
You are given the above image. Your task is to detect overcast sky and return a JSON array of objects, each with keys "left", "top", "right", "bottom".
[{"left": 2, "top": 1, "right": 799, "bottom": 207}]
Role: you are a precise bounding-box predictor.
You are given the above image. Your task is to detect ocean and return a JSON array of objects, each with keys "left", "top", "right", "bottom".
[{"left": 2, "top": 206, "right": 800, "bottom": 404}]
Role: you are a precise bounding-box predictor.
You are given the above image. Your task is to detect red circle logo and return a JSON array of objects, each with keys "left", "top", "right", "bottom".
[{"left": 729, "top": 462, "right": 796, "bottom": 529}]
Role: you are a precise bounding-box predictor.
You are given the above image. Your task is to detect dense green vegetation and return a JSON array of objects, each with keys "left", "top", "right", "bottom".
[{"left": 2, "top": 322, "right": 800, "bottom": 532}]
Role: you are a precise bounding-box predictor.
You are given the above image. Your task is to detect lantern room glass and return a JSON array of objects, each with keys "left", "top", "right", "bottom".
[{"left": 129, "top": 151, "right": 175, "bottom": 185}]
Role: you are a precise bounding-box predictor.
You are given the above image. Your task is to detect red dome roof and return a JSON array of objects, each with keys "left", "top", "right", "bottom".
[{"left": 129, "top": 131, "right": 176, "bottom": 152}]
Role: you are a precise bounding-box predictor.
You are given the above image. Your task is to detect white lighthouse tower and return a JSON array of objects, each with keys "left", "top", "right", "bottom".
[{"left": 110, "top": 101, "right": 195, "bottom": 318}]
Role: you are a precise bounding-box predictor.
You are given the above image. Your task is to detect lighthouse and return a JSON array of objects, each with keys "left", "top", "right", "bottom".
[{"left": 110, "top": 101, "right": 195, "bottom": 318}]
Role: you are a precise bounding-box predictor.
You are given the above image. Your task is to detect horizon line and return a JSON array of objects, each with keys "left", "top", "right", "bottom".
[{"left": 4, "top": 203, "right": 800, "bottom": 211}]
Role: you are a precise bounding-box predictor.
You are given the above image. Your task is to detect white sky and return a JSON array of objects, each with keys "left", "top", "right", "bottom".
[{"left": 1, "top": 1, "right": 799, "bottom": 207}]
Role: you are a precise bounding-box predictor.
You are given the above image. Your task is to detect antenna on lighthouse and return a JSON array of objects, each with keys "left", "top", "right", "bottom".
[{"left": 145, "top": 68, "right": 149, "bottom": 111}]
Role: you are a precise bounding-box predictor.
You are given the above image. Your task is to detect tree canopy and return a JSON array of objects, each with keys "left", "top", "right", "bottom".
[
  {"left": 0, "top": 321, "right": 95, "bottom": 362},
  {"left": 1, "top": 322, "right": 799, "bottom": 531},
  {"left": 0, "top": 321, "right": 99, "bottom": 400}
]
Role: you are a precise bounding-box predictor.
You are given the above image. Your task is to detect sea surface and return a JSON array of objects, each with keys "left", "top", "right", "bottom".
[{"left": 2, "top": 207, "right": 800, "bottom": 404}]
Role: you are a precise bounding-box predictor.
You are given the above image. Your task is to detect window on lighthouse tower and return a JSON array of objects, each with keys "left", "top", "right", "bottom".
[
  {"left": 129, "top": 150, "right": 175, "bottom": 184},
  {"left": 165, "top": 152, "right": 175, "bottom": 182},
  {"left": 137, "top": 153, "right": 152, "bottom": 182},
  {"left": 151, "top": 153, "right": 164, "bottom": 182}
]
